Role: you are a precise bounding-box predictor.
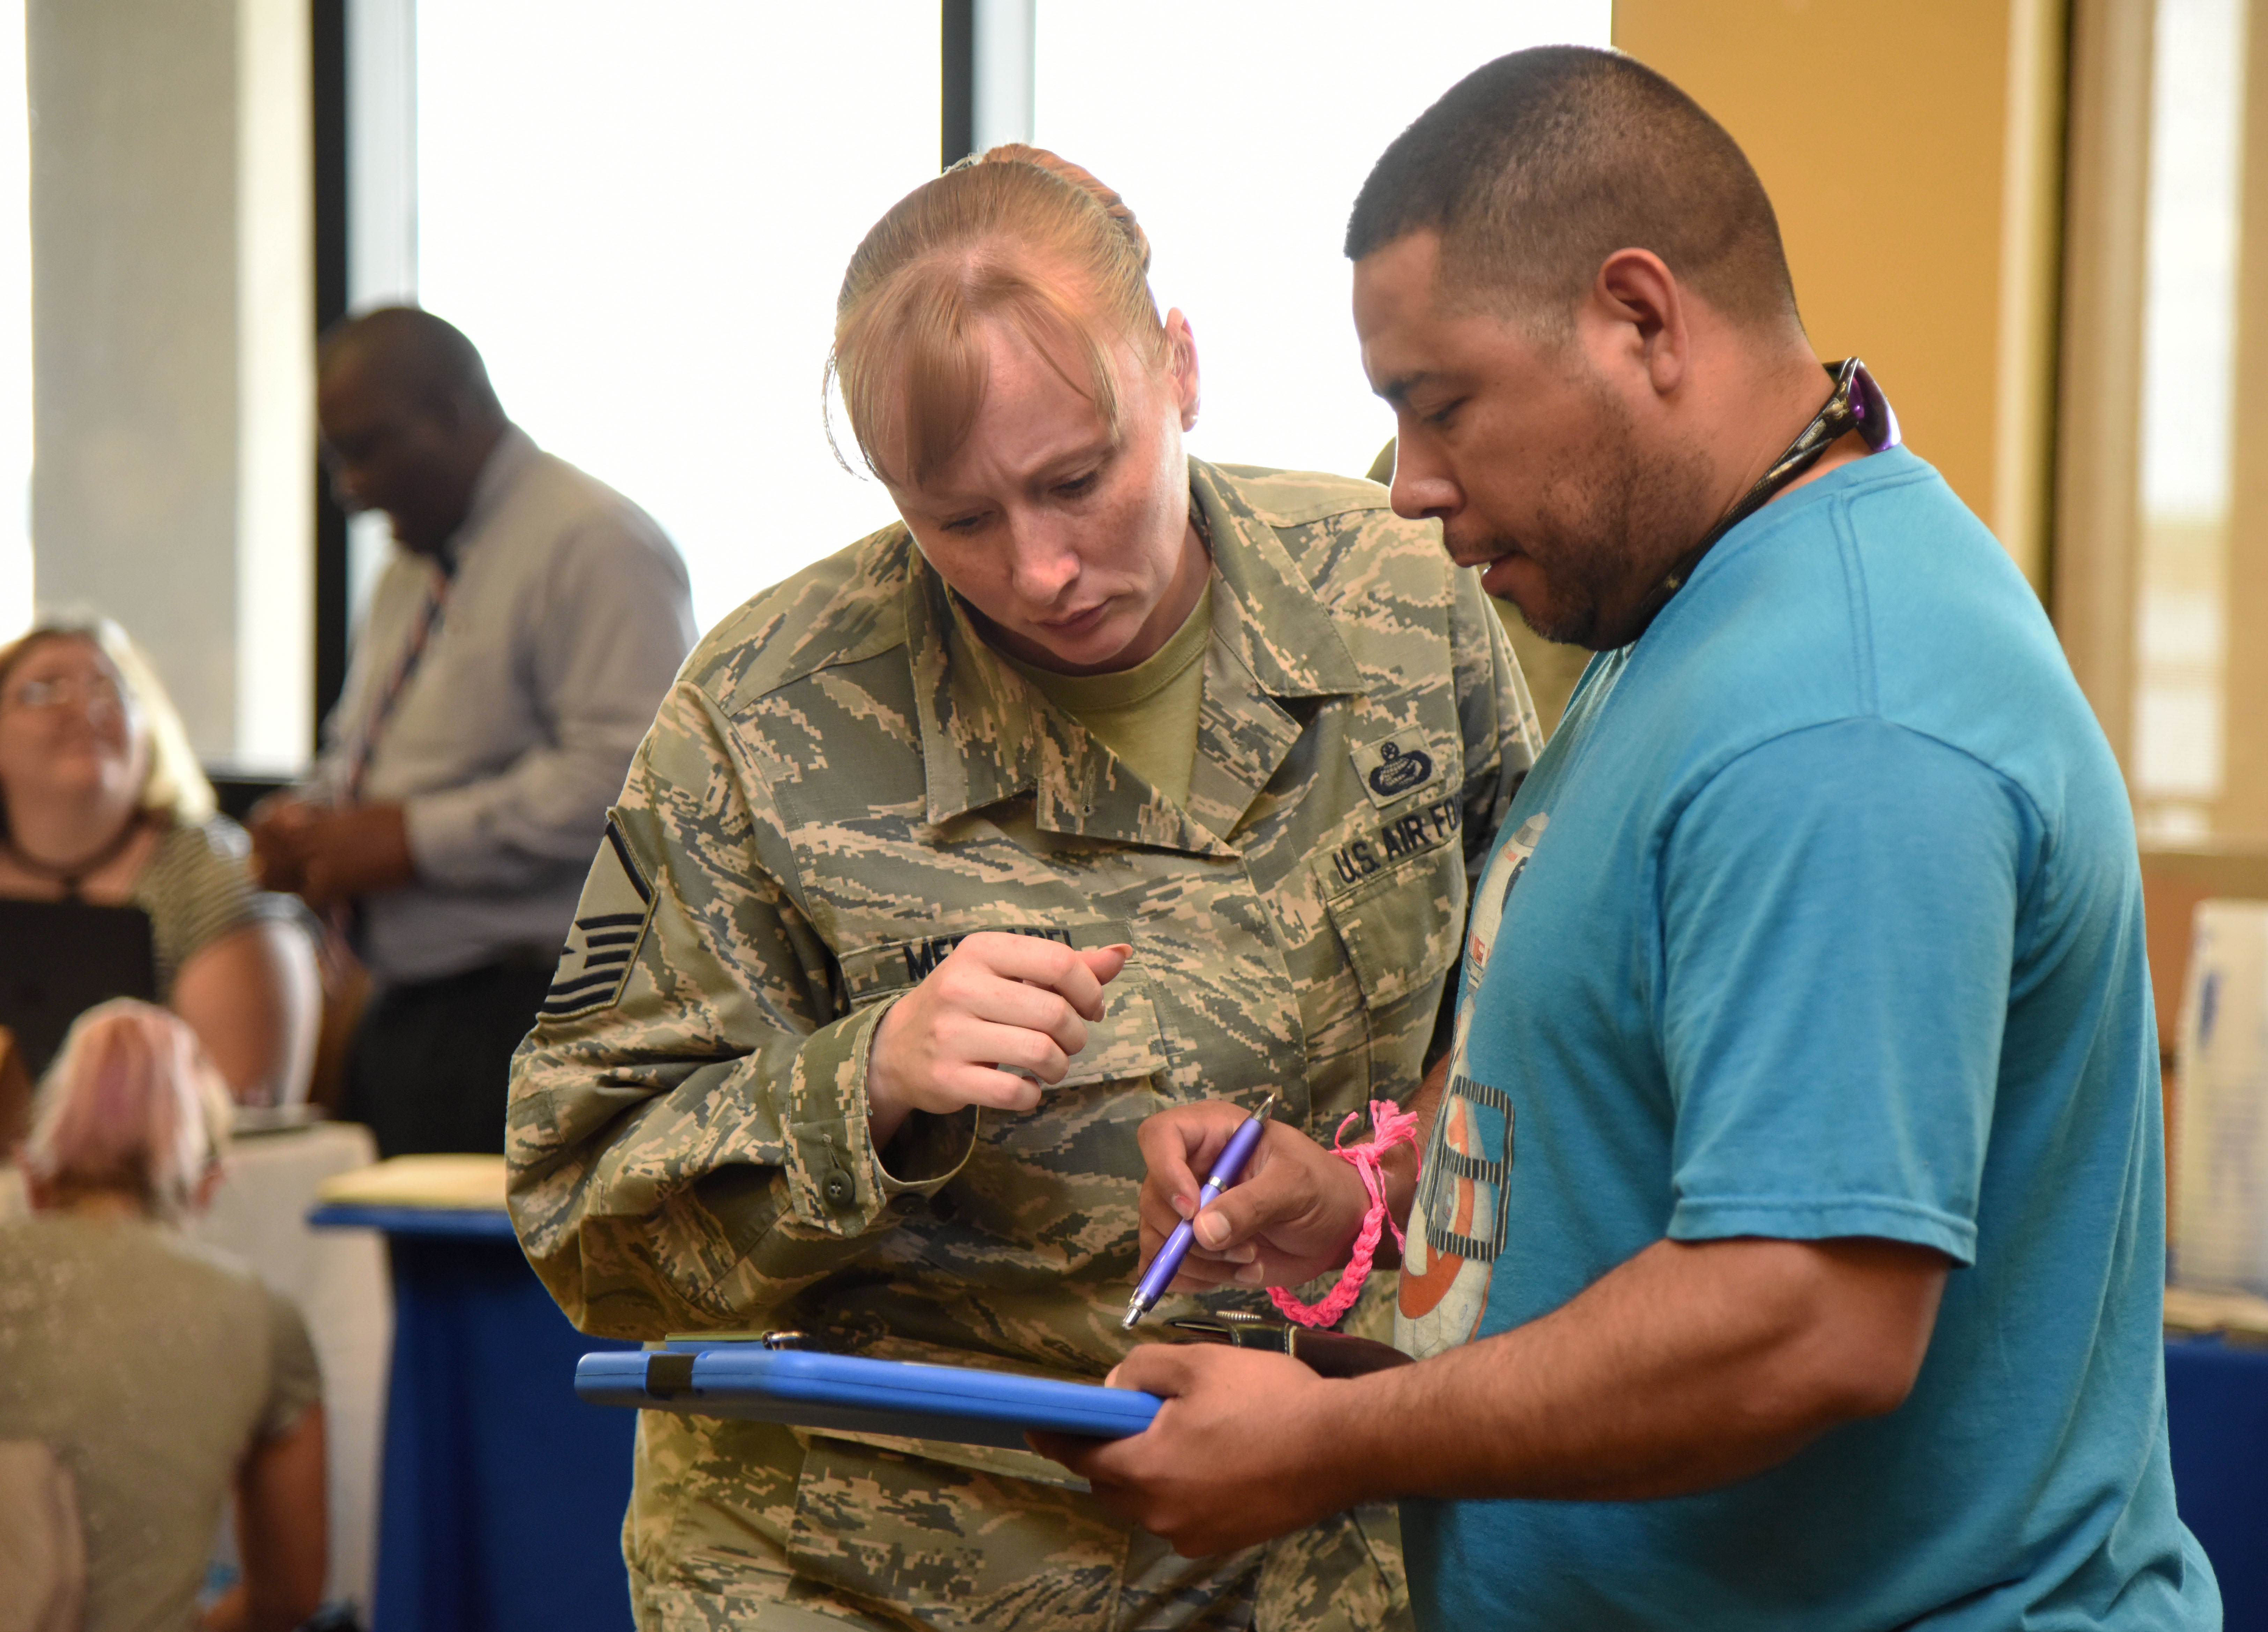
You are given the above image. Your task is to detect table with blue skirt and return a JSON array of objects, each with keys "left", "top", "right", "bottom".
[
  {"left": 309, "top": 1202, "right": 640, "bottom": 1632},
  {"left": 297, "top": 1196, "right": 2265, "bottom": 1632},
  {"left": 2165, "top": 1333, "right": 2268, "bottom": 1629}
]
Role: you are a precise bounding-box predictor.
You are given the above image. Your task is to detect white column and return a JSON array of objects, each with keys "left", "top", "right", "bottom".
[
  {"left": 28, "top": 0, "right": 314, "bottom": 772},
  {"left": 235, "top": 0, "right": 314, "bottom": 771},
  {"left": 972, "top": 0, "right": 1035, "bottom": 151}
]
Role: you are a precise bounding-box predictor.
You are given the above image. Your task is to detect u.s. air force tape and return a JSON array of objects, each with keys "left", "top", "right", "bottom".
[{"left": 540, "top": 817, "right": 655, "bottom": 1021}]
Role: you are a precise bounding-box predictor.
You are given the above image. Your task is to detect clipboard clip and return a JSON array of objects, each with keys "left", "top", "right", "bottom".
[
  {"left": 644, "top": 1330, "right": 817, "bottom": 1399},
  {"left": 1166, "top": 1310, "right": 1412, "bottom": 1378}
]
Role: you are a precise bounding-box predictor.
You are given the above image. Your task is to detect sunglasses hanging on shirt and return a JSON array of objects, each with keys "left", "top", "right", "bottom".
[{"left": 1628, "top": 357, "right": 1901, "bottom": 638}]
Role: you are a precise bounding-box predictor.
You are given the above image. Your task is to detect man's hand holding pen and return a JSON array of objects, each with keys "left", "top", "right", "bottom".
[
  {"left": 1129, "top": 1055, "right": 1439, "bottom": 1296},
  {"left": 1033, "top": 1079, "right": 1439, "bottom": 1553},
  {"left": 1129, "top": 1102, "right": 1387, "bottom": 1294},
  {"left": 1041, "top": 1093, "right": 1381, "bottom": 1555}
]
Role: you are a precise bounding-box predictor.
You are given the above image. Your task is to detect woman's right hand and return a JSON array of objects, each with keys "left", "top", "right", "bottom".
[{"left": 866, "top": 933, "right": 1131, "bottom": 1147}]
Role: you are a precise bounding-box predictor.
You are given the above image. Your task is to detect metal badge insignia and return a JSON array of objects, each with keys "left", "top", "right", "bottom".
[{"left": 1350, "top": 733, "right": 1445, "bottom": 810}]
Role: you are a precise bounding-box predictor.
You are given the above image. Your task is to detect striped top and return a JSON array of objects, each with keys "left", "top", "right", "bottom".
[{"left": 129, "top": 817, "right": 308, "bottom": 999}]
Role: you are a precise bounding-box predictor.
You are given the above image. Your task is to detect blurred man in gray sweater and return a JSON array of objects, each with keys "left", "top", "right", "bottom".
[{"left": 253, "top": 307, "right": 694, "bottom": 1156}]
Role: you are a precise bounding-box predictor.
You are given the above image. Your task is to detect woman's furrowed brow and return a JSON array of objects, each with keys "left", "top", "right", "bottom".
[
  {"left": 1374, "top": 369, "right": 1440, "bottom": 407},
  {"left": 1025, "top": 437, "right": 1115, "bottom": 484}
]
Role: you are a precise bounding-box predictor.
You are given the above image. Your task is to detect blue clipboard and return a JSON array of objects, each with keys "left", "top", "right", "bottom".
[{"left": 575, "top": 1346, "right": 1162, "bottom": 1450}]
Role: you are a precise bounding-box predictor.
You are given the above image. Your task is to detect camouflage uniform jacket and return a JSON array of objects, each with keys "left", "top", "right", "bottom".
[{"left": 508, "top": 460, "right": 1536, "bottom": 1632}]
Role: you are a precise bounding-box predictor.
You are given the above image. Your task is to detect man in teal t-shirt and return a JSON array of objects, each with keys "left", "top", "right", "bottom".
[
  {"left": 1042, "top": 45, "right": 2220, "bottom": 1630},
  {"left": 1379, "top": 438, "right": 2208, "bottom": 1628}
]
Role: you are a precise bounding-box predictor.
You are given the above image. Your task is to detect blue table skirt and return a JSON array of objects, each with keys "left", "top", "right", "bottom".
[
  {"left": 311, "top": 1206, "right": 638, "bottom": 1632},
  {"left": 298, "top": 1207, "right": 2266, "bottom": 1631},
  {"left": 2166, "top": 1335, "right": 2268, "bottom": 1631},
  {"left": 307, "top": 1203, "right": 520, "bottom": 1240}
]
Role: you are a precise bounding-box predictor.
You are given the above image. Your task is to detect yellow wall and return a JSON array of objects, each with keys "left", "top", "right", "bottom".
[{"left": 1612, "top": 0, "right": 2062, "bottom": 590}]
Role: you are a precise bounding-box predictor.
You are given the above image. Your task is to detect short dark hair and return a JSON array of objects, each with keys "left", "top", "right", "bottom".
[
  {"left": 319, "top": 305, "right": 505, "bottom": 421},
  {"left": 1346, "top": 46, "right": 1798, "bottom": 331}
]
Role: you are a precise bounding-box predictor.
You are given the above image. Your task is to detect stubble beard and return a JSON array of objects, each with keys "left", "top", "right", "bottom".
[{"left": 1496, "top": 386, "right": 1713, "bottom": 651}]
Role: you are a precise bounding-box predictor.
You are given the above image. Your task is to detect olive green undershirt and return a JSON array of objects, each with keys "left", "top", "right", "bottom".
[{"left": 1005, "top": 580, "right": 1214, "bottom": 809}]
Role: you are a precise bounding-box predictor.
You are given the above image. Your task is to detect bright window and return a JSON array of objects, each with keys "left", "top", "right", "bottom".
[
  {"left": 2131, "top": 0, "right": 2248, "bottom": 838},
  {"left": 417, "top": 5, "right": 1612, "bottom": 636},
  {"left": 416, "top": 3, "right": 940, "bottom": 632},
  {"left": 1033, "top": 0, "right": 1614, "bottom": 483}
]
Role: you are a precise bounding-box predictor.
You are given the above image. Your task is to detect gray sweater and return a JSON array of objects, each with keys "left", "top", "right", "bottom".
[{"left": 307, "top": 428, "right": 695, "bottom": 983}]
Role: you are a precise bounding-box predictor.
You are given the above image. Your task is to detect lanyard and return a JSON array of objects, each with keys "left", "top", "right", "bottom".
[
  {"left": 1627, "top": 357, "right": 1901, "bottom": 639},
  {"left": 342, "top": 563, "right": 451, "bottom": 803}
]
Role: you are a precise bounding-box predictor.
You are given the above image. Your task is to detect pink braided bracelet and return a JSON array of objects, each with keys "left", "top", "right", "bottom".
[{"left": 1268, "top": 1099, "right": 1422, "bottom": 1329}]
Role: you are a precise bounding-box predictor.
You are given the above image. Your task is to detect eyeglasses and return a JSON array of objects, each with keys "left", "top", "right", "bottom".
[{"left": 2, "top": 673, "right": 126, "bottom": 714}]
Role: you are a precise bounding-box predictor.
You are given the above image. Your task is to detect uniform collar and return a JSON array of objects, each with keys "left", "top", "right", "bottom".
[
  {"left": 906, "top": 458, "right": 1362, "bottom": 851},
  {"left": 1191, "top": 459, "right": 1362, "bottom": 703}
]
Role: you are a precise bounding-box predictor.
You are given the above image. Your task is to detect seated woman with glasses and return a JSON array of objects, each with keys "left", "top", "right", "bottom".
[
  {"left": 0, "top": 619, "right": 319, "bottom": 1105},
  {"left": 0, "top": 1000, "right": 327, "bottom": 1632}
]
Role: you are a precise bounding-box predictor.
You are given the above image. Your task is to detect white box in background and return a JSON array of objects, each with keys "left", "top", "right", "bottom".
[{"left": 2173, "top": 898, "right": 2268, "bottom": 1294}]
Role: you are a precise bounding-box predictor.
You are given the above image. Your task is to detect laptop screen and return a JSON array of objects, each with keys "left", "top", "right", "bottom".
[{"left": 0, "top": 897, "right": 159, "bottom": 1077}]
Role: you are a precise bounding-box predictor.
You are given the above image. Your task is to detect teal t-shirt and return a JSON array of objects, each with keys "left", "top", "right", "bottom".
[{"left": 1397, "top": 447, "right": 2219, "bottom": 1629}]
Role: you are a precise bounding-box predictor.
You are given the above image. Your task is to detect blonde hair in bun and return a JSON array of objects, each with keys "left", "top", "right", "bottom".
[{"left": 829, "top": 143, "right": 1179, "bottom": 487}]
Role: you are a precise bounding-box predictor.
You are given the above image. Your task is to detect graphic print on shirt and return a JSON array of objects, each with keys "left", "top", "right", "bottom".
[{"left": 1396, "top": 810, "right": 1544, "bottom": 1359}]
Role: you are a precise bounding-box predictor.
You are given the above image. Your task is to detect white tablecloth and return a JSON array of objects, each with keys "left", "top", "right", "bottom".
[{"left": 189, "top": 1120, "right": 390, "bottom": 1613}]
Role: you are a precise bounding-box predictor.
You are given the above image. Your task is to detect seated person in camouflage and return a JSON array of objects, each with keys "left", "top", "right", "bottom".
[{"left": 505, "top": 144, "right": 1537, "bottom": 1632}]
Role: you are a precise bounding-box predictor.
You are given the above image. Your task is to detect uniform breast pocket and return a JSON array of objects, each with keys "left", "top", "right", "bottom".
[
  {"left": 1053, "top": 975, "right": 1166, "bottom": 1088},
  {"left": 834, "top": 923, "right": 1165, "bottom": 1086},
  {"left": 1319, "top": 836, "right": 1464, "bottom": 1010}
]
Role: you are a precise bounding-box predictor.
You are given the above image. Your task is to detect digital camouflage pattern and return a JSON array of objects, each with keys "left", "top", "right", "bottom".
[{"left": 507, "top": 460, "right": 1538, "bottom": 1631}]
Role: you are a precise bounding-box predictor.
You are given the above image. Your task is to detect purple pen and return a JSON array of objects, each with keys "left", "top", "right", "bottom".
[{"left": 1121, "top": 1093, "right": 1279, "bottom": 1330}]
